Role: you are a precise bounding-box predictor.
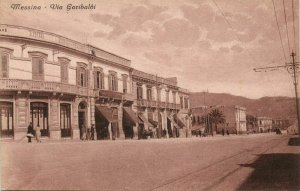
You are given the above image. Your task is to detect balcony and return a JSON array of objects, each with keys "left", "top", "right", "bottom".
[
  {"left": 0, "top": 78, "right": 89, "bottom": 96},
  {"left": 136, "top": 99, "right": 181, "bottom": 109},
  {"left": 94, "top": 89, "right": 134, "bottom": 101}
]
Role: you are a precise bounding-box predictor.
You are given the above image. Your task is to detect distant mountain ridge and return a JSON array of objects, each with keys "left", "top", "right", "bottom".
[{"left": 190, "top": 92, "right": 296, "bottom": 120}]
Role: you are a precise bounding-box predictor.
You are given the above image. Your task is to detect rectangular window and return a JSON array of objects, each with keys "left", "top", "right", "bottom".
[
  {"left": 32, "top": 57, "right": 44, "bottom": 80},
  {"left": 184, "top": 98, "right": 189, "bottom": 109},
  {"left": 122, "top": 75, "right": 128, "bottom": 93},
  {"left": 0, "top": 54, "right": 8, "bottom": 78},
  {"left": 180, "top": 97, "right": 183, "bottom": 109},
  {"left": 60, "top": 62, "right": 68, "bottom": 83},
  {"left": 166, "top": 91, "right": 169, "bottom": 103},
  {"left": 109, "top": 74, "right": 118, "bottom": 91},
  {"left": 172, "top": 92, "right": 176, "bottom": 104},
  {"left": 146, "top": 88, "right": 152, "bottom": 101},
  {"left": 95, "top": 71, "right": 104, "bottom": 89},
  {"left": 137, "top": 86, "right": 143, "bottom": 100}
]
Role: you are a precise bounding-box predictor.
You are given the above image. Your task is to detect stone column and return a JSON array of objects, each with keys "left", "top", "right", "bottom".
[
  {"left": 117, "top": 105, "right": 125, "bottom": 139},
  {"left": 14, "top": 93, "right": 28, "bottom": 140},
  {"left": 49, "top": 98, "right": 60, "bottom": 140},
  {"left": 108, "top": 122, "right": 112, "bottom": 140},
  {"left": 90, "top": 97, "right": 95, "bottom": 140},
  {"left": 72, "top": 98, "right": 80, "bottom": 140}
]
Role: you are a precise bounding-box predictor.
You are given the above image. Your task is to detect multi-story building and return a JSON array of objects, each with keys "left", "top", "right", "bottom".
[
  {"left": 131, "top": 69, "right": 191, "bottom": 139},
  {"left": 0, "top": 24, "right": 190, "bottom": 141},
  {"left": 257, "top": 117, "right": 273, "bottom": 133}
]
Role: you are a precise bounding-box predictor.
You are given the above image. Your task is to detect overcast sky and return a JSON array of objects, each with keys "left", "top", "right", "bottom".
[{"left": 0, "top": 0, "right": 299, "bottom": 99}]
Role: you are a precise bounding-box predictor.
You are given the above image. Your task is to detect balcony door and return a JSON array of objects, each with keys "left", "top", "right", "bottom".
[
  {"left": 30, "top": 102, "right": 49, "bottom": 136},
  {"left": 0, "top": 102, "right": 13, "bottom": 138}
]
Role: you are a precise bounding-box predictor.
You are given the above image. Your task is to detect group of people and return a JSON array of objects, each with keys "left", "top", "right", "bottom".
[
  {"left": 27, "top": 122, "right": 41, "bottom": 143},
  {"left": 81, "top": 124, "right": 95, "bottom": 141}
]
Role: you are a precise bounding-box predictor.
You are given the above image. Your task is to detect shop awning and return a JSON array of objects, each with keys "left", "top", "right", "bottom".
[
  {"left": 174, "top": 114, "right": 186, "bottom": 128},
  {"left": 138, "top": 114, "right": 153, "bottom": 127},
  {"left": 95, "top": 105, "right": 118, "bottom": 123},
  {"left": 167, "top": 116, "right": 179, "bottom": 128},
  {"left": 191, "top": 125, "right": 205, "bottom": 131},
  {"left": 148, "top": 119, "right": 158, "bottom": 127},
  {"left": 123, "top": 107, "right": 138, "bottom": 125}
]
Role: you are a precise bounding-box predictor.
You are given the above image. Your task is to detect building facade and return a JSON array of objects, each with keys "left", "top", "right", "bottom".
[
  {"left": 191, "top": 105, "right": 247, "bottom": 135},
  {"left": 257, "top": 117, "right": 273, "bottom": 133},
  {"left": 132, "top": 69, "right": 191, "bottom": 139},
  {"left": 0, "top": 24, "right": 190, "bottom": 141}
]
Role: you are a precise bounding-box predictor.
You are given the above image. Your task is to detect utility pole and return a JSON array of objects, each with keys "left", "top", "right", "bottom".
[
  {"left": 156, "top": 74, "right": 161, "bottom": 138},
  {"left": 254, "top": 51, "right": 300, "bottom": 136}
]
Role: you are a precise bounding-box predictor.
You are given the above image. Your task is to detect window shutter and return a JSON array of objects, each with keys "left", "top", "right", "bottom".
[
  {"left": 1, "top": 55, "right": 8, "bottom": 78},
  {"left": 76, "top": 67, "right": 80, "bottom": 86},
  {"left": 32, "top": 57, "right": 38, "bottom": 80},
  {"left": 85, "top": 69, "right": 88, "bottom": 87}
]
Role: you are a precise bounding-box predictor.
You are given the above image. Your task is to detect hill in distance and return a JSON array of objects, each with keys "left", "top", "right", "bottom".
[{"left": 190, "top": 92, "right": 296, "bottom": 120}]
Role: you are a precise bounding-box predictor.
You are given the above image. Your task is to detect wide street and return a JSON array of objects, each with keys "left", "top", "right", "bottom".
[{"left": 1, "top": 133, "right": 299, "bottom": 191}]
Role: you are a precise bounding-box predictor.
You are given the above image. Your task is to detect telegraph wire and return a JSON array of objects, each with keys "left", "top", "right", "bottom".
[
  {"left": 282, "top": 0, "right": 291, "bottom": 54},
  {"left": 211, "top": 0, "right": 279, "bottom": 97},
  {"left": 272, "top": 0, "right": 288, "bottom": 62}
]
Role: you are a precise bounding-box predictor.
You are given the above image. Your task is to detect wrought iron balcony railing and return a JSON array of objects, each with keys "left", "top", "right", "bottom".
[{"left": 0, "top": 78, "right": 89, "bottom": 96}]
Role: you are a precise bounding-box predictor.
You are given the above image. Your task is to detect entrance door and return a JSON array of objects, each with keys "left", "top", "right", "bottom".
[
  {"left": 78, "top": 111, "right": 85, "bottom": 139},
  {"left": 60, "top": 103, "right": 71, "bottom": 137},
  {"left": 0, "top": 102, "right": 13, "bottom": 138},
  {"left": 30, "top": 102, "right": 49, "bottom": 137}
]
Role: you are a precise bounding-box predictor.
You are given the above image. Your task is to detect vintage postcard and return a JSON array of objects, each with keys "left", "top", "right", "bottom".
[{"left": 0, "top": 0, "right": 299, "bottom": 190}]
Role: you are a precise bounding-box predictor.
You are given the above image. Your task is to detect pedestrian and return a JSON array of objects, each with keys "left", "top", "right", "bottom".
[
  {"left": 90, "top": 124, "right": 95, "bottom": 140},
  {"left": 35, "top": 125, "right": 41, "bottom": 143},
  {"left": 81, "top": 124, "right": 86, "bottom": 140},
  {"left": 27, "top": 122, "right": 34, "bottom": 143},
  {"left": 87, "top": 128, "right": 91, "bottom": 140},
  {"left": 222, "top": 128, "right": 225, "bottom": 136},
  {"left": 199, "top": 130, "right": 202, "bottom": 137},
  {"left": 226, "top": 130, "right": 229, "bottom": 135}
]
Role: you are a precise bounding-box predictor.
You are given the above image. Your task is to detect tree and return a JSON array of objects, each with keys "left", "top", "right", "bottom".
[{"left": 208, "top": 109, "right": 226, "bottom": 133}]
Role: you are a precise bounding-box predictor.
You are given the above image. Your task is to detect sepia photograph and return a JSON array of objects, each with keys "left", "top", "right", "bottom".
[{"left": 0, "top": 0, "right": 299, "bottom": 190}]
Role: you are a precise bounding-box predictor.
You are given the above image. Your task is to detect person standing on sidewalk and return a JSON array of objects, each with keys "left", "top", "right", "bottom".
[
  {"left": 90, "top": 124, "right": 95, "bottom": 140},
  {"left": 27, "top": 122, "right": 34, "bottom": 143},
  {"left": 35, "top": 125, "right": 41, "bottom": 143}
]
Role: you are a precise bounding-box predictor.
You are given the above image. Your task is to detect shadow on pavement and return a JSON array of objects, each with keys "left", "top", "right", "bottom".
[
  {"left": 288, "top": 137, "right": 300, "bottom": 146},
  {"left": 238, "top": 154, "right": 300, "bottom": 191}
]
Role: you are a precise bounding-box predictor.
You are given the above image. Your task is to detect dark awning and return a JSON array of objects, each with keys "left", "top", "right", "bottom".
[
  {"left": 95, "top": 105, "right": 118, "bottom": 123},
  {"left": 167, "top": 116, "right": 179, "bottom": 128},
  {"left": 191, "top": 125, "right": 205, "bottom": 131},
  {"left": 174, "top": 114, "right": 185, "bottom": 128},
  {"left": 138, "top": 114, "right": 153, "bottom": 127},
  {"left": 123, "top": 107, "right": 138, "bottom": 125},
  {"left": 149, "top": 119, "right": 158, "bottom": 127}
]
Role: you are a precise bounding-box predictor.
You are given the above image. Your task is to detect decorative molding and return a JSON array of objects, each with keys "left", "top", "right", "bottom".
[
  {"left": 58, "top": 57, "right": 71, "bottom": 63},
  {"left": 0, "top": 47, "right": 14, "bottom": 54},
  {"left": 28, "top": 51, "right": 48, "bottom": 58}
]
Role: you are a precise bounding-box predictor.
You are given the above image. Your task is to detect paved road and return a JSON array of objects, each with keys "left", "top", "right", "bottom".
[{"left": 1, "top": 134, "right": 299, "bottom": 191}]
